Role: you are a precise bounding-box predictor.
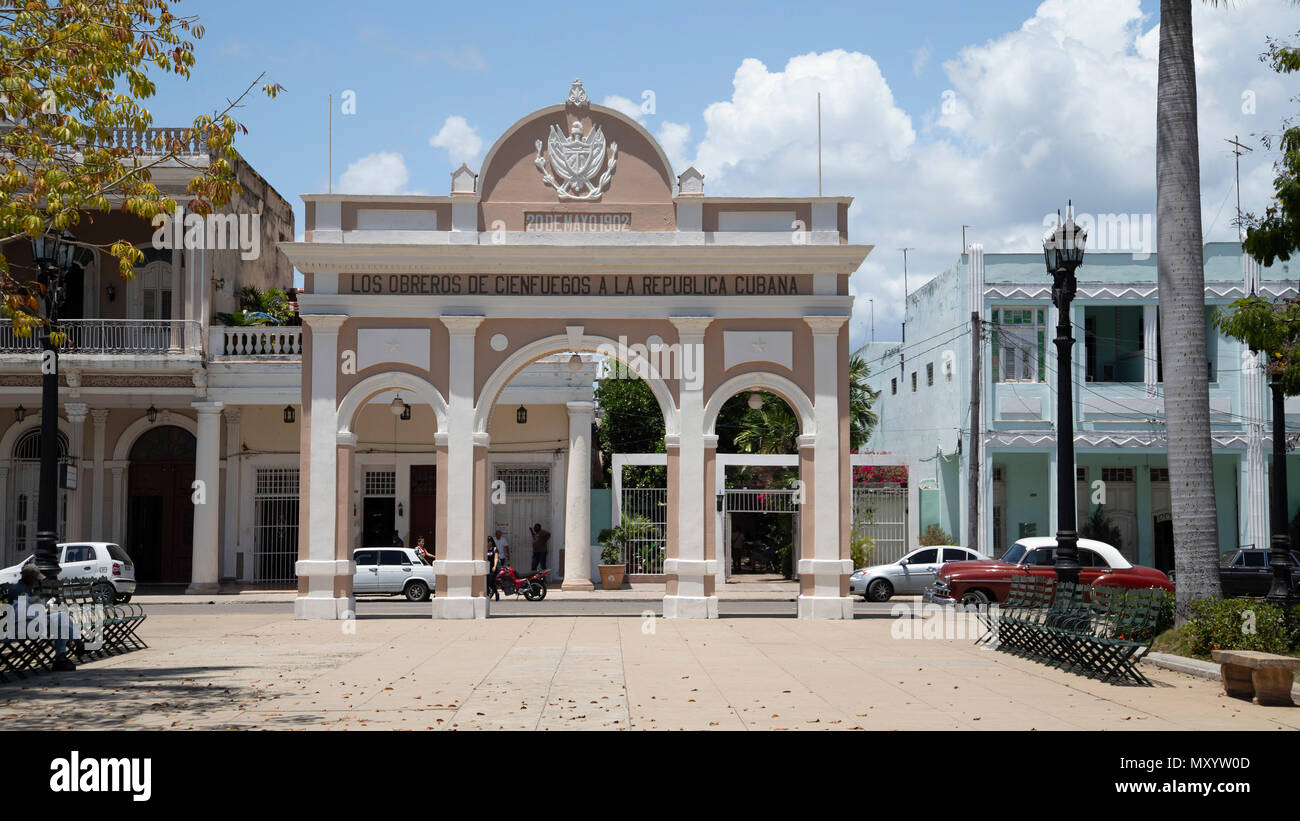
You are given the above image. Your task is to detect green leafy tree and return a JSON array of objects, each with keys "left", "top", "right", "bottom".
[
  {"left": 0, "top": 0, "right": 281, "bottom": 335},
  {"left": 593, "top": 374, "right": 665, "bottom": 488},
  {"left": 1241, "top": 30, "right": 1300, "bottom": 266},
  {"left": 848, "top": 352, "right": 877, "bottom": 450}
]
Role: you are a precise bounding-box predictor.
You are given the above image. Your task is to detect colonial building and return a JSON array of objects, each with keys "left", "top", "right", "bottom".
[
  {"left": 860, "top": 242, "right": 1294, "bottom": 570},
  {"left": 284, "top": 80, "right": 866, "bottom": 620},
  {"left": 1, "top": 82, "right": 867, "bottom": 620}
]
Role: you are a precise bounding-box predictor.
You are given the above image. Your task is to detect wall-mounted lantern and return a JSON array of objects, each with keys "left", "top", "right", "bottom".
[
  {"left": 516, "top": 405, "right": 527, "bottom": 424},
  {"left": 283, "top": 405, "right": 296, "bottom": 424}
]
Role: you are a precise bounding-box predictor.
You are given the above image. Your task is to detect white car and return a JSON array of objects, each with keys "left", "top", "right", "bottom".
[
  {"left": 1, "top": 542, "right": 137, "bottom": 602},
  {"left": 850, "top": 545, "right": 989, "bottom": 602},
  {"left": 352, "top": 547, "right": 437, "bottom": 601}
]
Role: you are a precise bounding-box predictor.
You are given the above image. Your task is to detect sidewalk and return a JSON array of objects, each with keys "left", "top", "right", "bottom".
[
  {"left": 134, "top": 580, "right": 803, "bottom": 605},
  {"left": 4, "top": 606, "right": 1298, "bottom": 730}
]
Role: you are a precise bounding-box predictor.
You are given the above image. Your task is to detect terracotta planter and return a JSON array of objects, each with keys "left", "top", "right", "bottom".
[{"left": 598, "top": 563, "right": 627, "bottom": 590}]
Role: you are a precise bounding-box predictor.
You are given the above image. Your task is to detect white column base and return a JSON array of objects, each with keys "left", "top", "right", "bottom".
[
  {"left": 431, "top": 596, "right": 489, "bottom": 619},
  {"left": 662, "top": 595, "right": 719, "bottom": 619},
  {"left": 186, "top": 583, "right": 220, "bottom": 595},
  {"left": 797, "top": 595, "right": 854, "bottom": 620},
  {"left": 294, "top": 596, "right": 355, "bottom": 620}
]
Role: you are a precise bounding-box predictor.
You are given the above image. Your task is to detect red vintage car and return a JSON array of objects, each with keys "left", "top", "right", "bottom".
[{"left": 923, "top": 536, "right": 1174, "bottom": 605}]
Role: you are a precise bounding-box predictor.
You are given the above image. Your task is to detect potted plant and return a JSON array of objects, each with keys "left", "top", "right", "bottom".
[{"left": 597, "top": 528, "right": 626, "bottom": 590}]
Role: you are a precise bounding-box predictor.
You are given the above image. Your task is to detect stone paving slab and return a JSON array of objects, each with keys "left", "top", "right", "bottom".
[{"left": 2, "top": 610, "right": 1299, "bottom": 731}]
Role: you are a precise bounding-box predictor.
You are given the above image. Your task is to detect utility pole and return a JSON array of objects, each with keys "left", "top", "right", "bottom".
[
  {"left": 1225, "top": 136, "right": 1252, "bottom": 241},
  {"left": 328, "top": 93, "right": 333, "bottom": 195},
  {"left": 968, "top": 314, "right": 981, "bottom": 553}
]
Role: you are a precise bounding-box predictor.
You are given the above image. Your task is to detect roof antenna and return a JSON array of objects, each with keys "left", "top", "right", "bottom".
[{"left": 1225, "top": 135, "right": 1253, "bottom": 241}]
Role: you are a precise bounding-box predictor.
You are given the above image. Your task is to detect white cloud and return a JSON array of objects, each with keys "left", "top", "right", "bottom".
[
  {"left": 428, "top": 115, "right": 483, "bottom": 167},
  {"left": 912, "top": 42, "right": 932, "bottom": 77},
  {"left": 655, "top": 121, "right": 691, "bottom": 177},
  {"left": 338, "top": 151, "right": 411, "bottom": 195},
  {"left": 675, "top": 0, "right": 1298, "bottom": 350},
  {"left": 601, "top": 94, "right": 645, "bottom": 124}
]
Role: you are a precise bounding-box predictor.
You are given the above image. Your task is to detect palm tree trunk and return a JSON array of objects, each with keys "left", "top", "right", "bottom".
[{"left": 1157, "top": 0, "right": 1221, "bottom": 620}]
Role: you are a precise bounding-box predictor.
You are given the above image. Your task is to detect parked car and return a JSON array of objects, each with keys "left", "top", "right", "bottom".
[
  {"left": 1218, "top": 548, "right": 1300, "bottom": 598},
  {"left": 352, "top": 547, "right": 436, "bottom": 601},
  {"left": 0, "top": 542, "right": 137, "bottom": 603},
  {"left": 850, "top": 545, "right": 989, "bottom": 602},
  {"left": 923, "top": 536, "right": 1174, "bottom": 605}
]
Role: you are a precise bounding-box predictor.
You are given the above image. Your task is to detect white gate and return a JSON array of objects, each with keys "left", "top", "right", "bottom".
[
  {"left": 491, "top": 465, "right": 551, "bottom": 568},
  {"left": 617, "top": 486, "right": 667, "bottom": 573},
  {"left": 853, "top": 484, "right": 908, "bottom": 564},
  {"left": 252, "top": 467, "right": 299, "bottom": 583}
]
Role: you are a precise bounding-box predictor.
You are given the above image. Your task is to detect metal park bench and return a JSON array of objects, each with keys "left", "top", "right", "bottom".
[
  {"left": 977, "top": 576, "right": 1161, "bottom": 685},
  {"left": 0, "top": 577, "right": 147, "bottom": 682}
]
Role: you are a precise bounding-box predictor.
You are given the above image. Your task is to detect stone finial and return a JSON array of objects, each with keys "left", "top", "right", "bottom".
[
  {"left": 566, "top": 79, "right": 589, "bottom": 108},
  {"left": 677, "top": 166, "right": 705, "bottom": 196},
  {"left": 450, "top": 163, "right": 478, "bottom": 195}
]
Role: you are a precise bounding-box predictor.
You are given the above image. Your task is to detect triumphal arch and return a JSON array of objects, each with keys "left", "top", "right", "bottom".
[{"left": 283, "top": 80, "right": 871, "bottom": 620}]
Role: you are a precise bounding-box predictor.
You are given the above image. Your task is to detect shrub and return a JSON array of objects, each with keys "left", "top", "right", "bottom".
[
  {"left": 918, "top": 524, "right": 953, "bottom": 547},
  {"left": 1184, "top": 598, "right": 1300, "bottom": 656},
  {"left": 850, "top": 532, "right": 874, "bottom": 570}
]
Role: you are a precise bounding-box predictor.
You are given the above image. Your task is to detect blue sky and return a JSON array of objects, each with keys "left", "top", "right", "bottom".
[{"left": 141, "top": 0, "right": 1300, "bottom": 348}]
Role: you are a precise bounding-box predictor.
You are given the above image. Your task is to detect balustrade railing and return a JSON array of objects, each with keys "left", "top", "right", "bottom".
[
  {"left": 210, "top": 326, "right": 302, "bottom": 357},
  {"left": 0, "top": 319, "right": 200, "bottom": 354}
]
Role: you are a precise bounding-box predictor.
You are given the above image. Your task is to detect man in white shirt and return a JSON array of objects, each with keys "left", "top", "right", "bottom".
[{"left": 492, "top": 529, "right": 510, "bottom": 566}]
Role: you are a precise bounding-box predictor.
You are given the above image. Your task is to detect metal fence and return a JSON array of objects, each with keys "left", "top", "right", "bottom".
[
  {"left": 724, "top": 488, "right": 800, "bottom": 513},
  {"left": 616, "top": 487, "right": 667, "bottom": 573},
  {"left": 0, "top": 319, "right": 200, "bottom": 354},
  {"left": 252, "top": 468, "right": 300, "bottom": 583},
  {"left": 853, "top": 484, "right": 908, "bottom": 564}
]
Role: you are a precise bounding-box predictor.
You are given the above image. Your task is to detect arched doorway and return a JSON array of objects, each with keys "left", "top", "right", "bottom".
[
  {"left": 7, "top": 428, "right": 68, "bottom": 565},
  {"left": 127, "top": 425, "right": 196, "bottom": 583}
]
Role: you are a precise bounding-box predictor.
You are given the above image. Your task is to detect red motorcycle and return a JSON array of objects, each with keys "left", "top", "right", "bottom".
[{"left": 494, "top": 564, "right": 549, "bottom": 601}]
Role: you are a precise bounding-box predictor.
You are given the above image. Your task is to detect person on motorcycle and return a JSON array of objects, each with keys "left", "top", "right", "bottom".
[{"left": 485, "top": 537, "right": 501, "bottom": 601}]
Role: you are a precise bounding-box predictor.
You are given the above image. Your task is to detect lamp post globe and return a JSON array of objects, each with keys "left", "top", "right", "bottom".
[{"left": 1043, "top": 203, "right": 1087, "bottom": 586}]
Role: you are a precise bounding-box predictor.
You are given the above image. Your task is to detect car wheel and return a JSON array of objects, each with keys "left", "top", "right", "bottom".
[
  {"left": 114, "top": 592, "right": 132, "bottom": 604},
  {"left": 93, "top": 582, "right": 115, "bottom": 606},
  {"left": 404, "top": 580, "right": 430, "bottom": 602},
  {"left": 960, "top": 589, "right": 991, "bottom": 606},
  {"left": 866, "top": 578, "right": 893, "bottom": 602}
]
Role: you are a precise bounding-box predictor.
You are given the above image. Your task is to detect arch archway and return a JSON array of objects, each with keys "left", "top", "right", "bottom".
[
  {"left": 125, "top": 424, "right": 196, "bottom": 584},
  {"left": 5, "top": 426, "right": 70, "bottom": 565},
  {"left": 337, "top": 371, "right": 449, "bottom": 436},
  {"left": 113, "top": 412, "right": 198, "bottom": 462},
  {"left": 474, "top": 333, "right": 678, "bottom": 435},
  {"left": 703, "top": 372, "right": 815, "bottom": 439}
]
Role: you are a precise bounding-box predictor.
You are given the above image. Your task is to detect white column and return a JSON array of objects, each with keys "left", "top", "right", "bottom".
[
  {"left": 65, "top": 403, "right": 87, "bottom": 541},
  {"left": 1143, "top": 304, "right": 1159, "bottom": 397},
  {"left": 169, "top": 247, "right": 183, "bottom": 351},
  {"left": 432, "top": 315, "right": 488, "bottom": 619},
  {"left": 295, "top": 314, "right": 351, "bottom": 619},
  {"left": 109, "top": 461, "right": 125, "bottom": 545},
  {"left": 222, "top": 408, "right": 241, "bottom": 581},
  {"left": 664, "top": 317, "right": 717, "bottom": 619},
  {"left": 91, "top": 409, "right": 108, "bottom": 538},
  {"left": 1244, "top": 351, "right": 1269, "bottom": 549},
  {"left": 562, "top": 401, "right": 595, "bottom": 590},
  {"left": 188, "top": 401, "right": 222, "bottom": 593},
  {"left": 799, "top": 315, "right": 853, "bottom": 619}
]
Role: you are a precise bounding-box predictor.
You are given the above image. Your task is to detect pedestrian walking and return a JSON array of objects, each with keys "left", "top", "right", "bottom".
[{"left": 530, "top": 523, "right": 550, "bottom": 572}]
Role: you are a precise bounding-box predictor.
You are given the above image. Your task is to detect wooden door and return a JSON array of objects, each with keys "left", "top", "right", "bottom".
[{"left": 409, "top": 465, "right": 437, "bottom": 557}]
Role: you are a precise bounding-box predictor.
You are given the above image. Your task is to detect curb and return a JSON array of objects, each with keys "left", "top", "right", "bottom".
[{"left": 1143, "top": 651, "right": 1300, "bottom": 700}]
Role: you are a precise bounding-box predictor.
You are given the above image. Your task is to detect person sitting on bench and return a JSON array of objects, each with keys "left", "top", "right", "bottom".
[{"left": 5, "top": 564, "right": 79, "bottom": 672}]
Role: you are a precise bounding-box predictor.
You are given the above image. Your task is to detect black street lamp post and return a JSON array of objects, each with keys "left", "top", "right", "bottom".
[
  {"left": 1043, "top": 204, "right": 1087, "bottom": 586},
  {"left": 1266, "top": 372, "right": 1297, "bottom": 603},
  {"left": 29, "top": 232, "right": 75, "bottom": 592}
]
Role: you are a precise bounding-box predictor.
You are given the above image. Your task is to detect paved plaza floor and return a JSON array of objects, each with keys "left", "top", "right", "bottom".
[{"left": 3, "top": 606, "right": 1298, "bottom": 731}]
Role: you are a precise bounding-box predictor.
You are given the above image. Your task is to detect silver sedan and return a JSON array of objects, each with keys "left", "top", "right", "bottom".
[{"left": 849, "top": 545, "right": 988, "bottom": 602}]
